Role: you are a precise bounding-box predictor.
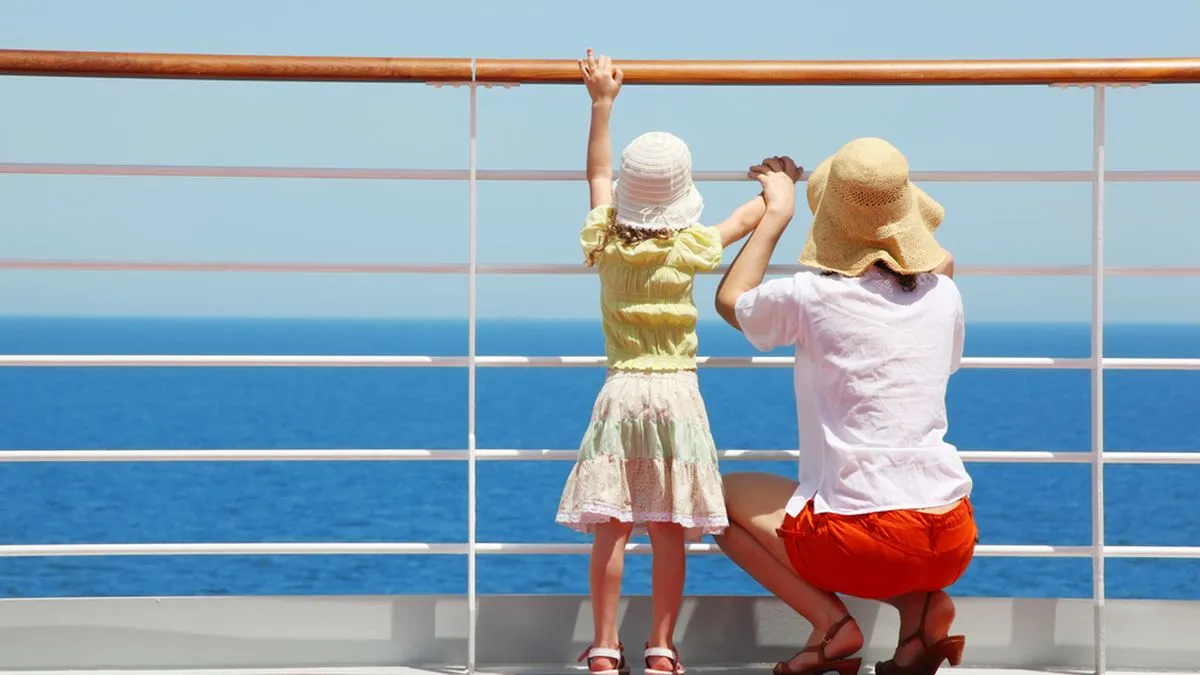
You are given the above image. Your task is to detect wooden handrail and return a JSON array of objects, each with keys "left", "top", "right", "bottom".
[
  {"left": 2, "top": 49, "right": 1200, "bottom": 85},
  {"left": 476, "top": 57, "right": 1200, "bottom": 85},
  {"left": 0, "top": 49, "right": 473, "bottom": 83}
]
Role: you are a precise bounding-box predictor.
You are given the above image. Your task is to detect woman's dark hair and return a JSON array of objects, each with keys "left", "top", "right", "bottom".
[
  {"left": 874, "top": 260, "right": 919, "bottom": 292},
  {"left": 822, "top": 260, "right": 919, "bottom": 292}
]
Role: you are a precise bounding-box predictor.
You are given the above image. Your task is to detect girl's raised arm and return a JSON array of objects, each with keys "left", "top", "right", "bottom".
[
  {"left": 579, "top": 49, "right": 623, "bottom": 210},
  {"left": 713, "top": 195, "right": 767, "bottom": 248},
  {"left": 713, "top": 156, "right": 802, "bottom": 248}
]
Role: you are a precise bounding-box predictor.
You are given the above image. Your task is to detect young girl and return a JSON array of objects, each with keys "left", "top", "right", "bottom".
[{"left": 555, "top": 50, "right": 801, "bottom": 675}]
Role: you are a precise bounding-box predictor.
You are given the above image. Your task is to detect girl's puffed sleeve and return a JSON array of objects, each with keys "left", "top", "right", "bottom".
[{"left": 669, "top": 225, "right": 723, "bottom": 272}]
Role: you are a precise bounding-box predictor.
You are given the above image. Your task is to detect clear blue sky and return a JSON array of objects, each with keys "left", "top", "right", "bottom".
[{"left": 3, "top": 0, "right": 1199, "bottom": 322}]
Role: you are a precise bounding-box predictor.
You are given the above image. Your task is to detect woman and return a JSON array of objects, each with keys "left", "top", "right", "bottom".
[{"left": 713, "top": 141, "right": 976, "bottom": 675}]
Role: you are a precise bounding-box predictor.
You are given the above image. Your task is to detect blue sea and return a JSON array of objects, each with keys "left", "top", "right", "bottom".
[{"left": 0, "top": 317, "right": 1197, "bottom": 600}]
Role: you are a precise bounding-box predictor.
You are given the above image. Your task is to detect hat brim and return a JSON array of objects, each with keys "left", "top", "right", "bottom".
[
  {"left": 798, "top": 185, "right": 946, "bottom": 276},
  {"left": 614, "top": 182, "right": 704, "bottom": 231}
]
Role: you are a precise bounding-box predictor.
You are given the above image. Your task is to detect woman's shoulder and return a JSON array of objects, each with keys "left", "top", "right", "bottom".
[
  {"left": 924, "top": 272, "right": 963, "bottom": 300},
  {"left": 789, "top": 266, "right": 833, "bottom": 291},
  {"left": 931, "top": 275, "right": 965, "bottom": 317}
]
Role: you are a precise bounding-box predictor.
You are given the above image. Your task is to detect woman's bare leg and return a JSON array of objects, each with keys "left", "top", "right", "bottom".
[
  {"left": 646, "top": 522, "right": 686, "bottom": 671},
  {"left": 882, "top": 590, "right": 957, "bottom": 666},
  {"left": 590, "top": 520, "right": 634, "bottom": 671},
  {"left": 714, "top": 472, "right": 863, "bottom": 668}
]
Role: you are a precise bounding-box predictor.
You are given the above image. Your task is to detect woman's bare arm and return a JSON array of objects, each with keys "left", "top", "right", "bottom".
[
  {"left": 713, "top": 156, "right": 800, "bottom": 248},
  {"left": 715, "top": 158, "right": 799, "bottom": 330}
]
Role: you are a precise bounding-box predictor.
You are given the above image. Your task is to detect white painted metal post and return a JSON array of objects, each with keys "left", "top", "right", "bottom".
[
  {"left": 1089, "top": 84, "right": 1108, "bottom": 675},
  {"left": 467, "top": 73, "right": 480, "bottom": 674}
]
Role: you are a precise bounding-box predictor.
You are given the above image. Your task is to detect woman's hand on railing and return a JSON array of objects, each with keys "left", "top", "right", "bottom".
[
  {"left": 579, "top": 49, "right": 623, "bottom": 104},
  {"left": 778, "top": 155, "right": 806, "bottom": 184},
  {"left": 750, "top": 156, "right": 801, "bottom": 226}
]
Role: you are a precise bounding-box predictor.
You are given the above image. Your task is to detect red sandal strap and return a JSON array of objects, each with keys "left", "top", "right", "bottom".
[{"left": 809, "top": 615, "right": 855, "bottom": 662}]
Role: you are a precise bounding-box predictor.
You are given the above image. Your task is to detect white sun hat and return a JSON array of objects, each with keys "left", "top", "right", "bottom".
[{"left": 613, "top": 131, "right": 705, "bottom": 231}]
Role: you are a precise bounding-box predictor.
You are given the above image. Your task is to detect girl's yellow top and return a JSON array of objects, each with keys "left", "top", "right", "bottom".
[{"left": 580, "top": 204, "right": 723, "bottom": 371}]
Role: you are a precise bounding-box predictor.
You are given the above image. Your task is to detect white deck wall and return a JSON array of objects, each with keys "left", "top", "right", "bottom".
[{"left": 1, "top": 595, "right": 1197, "bottom": 672}]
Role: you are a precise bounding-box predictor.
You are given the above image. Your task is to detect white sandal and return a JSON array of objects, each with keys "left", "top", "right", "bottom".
[
  {"left": 578, "top": 643, "right": 630, "bottom": 675},
  {"left": 643, "top": 645, "right": 685, "bottom": 675}
]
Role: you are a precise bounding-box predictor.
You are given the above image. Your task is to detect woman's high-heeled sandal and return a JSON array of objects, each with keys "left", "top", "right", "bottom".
[
  {"left": 875, "top": 594, "right": 966, "bottom": 675},
  {"left": 579, "top": 643, "right": 631, "bottom": 675},
  {"left": 643, "top": 645, "right": 684, "bottom": 675},
  {"left": 773, "top": 615, "right": 862, "bottom": 675}
]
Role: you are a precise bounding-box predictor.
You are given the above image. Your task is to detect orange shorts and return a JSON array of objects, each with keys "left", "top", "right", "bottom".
[{"left": 776, "top": 498, "right": 977, "bottom": 600}]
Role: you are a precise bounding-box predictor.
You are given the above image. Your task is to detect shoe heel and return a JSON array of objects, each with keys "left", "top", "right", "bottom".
[
  {"left": 830, "top": 657, "right": 862, "bottom": 675},
  {"left": 940, "top": 636, "right": 966, "bottom": 667}
]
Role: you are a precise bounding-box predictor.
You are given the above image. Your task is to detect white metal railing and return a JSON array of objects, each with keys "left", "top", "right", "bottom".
[
  {"left": 3, "top": 163, "right": 1200, "bottom": 183},
  {"left": 4, "top": 260, "right": 1200, "bottom": 277},
  {"left": 2, "top": 354, "right": 1199, "bottom": 369},
  {"left": 2, "top": 448, "right": 1199, "bottom": 463},
  {"left": 4, "top": 78, "right": 1200, "bottom": 675},
  {"left": 1, "top": 542, "right": 1198, "bottom": 559},
  {"left": 1089, "top": 90, "right": 1109, "bottom": 661}
]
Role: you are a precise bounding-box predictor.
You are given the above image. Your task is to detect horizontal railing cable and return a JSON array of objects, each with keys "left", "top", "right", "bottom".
[
  {"left": 0, "top": 449, "right": 1195, "bottom": 464},
  {"left": 4, "top": 164, "right": 1200, "bottom": 183},
  {"left": 1, "top": 260, "right": 1198, "bottom": 277},
  {"left": 0, "top": 542, "right": 1196, "bottom": 558},
  {"left": 2, "top": 355, "right": 1197, "bottom": 370}
]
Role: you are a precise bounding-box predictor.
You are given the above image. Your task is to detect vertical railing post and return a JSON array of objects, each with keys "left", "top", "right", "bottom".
[
  {"left": 467, "top": 64, "right": 480, "bottom": 674},
  {"left": 1088, "top": 84, "right": 1107, "bottom": 675}
]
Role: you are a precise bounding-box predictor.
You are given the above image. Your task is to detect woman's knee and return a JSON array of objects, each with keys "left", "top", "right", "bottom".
[{"left": 722, "top": 471, "right": 798, "bottom": 521}]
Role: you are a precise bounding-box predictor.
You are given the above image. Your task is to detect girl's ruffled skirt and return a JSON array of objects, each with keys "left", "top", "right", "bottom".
[{"left": 555, "top": 370, "right": 729, "bottom": 541}]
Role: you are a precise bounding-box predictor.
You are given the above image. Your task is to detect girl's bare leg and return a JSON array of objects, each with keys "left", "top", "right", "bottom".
[
  {"left": 646, "top": 522, "right": 687, "bottom": 670},
  {"left": 590, "top": 519, "right": 634, "bottom": 671}
]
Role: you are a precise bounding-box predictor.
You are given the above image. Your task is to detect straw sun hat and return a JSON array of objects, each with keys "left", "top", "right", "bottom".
[
  {"left": 614, "top": 131, "right": 704, "bottom": 231},
  {"left": 799, "top": 137, "right": 946, "bottom": 276}
]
